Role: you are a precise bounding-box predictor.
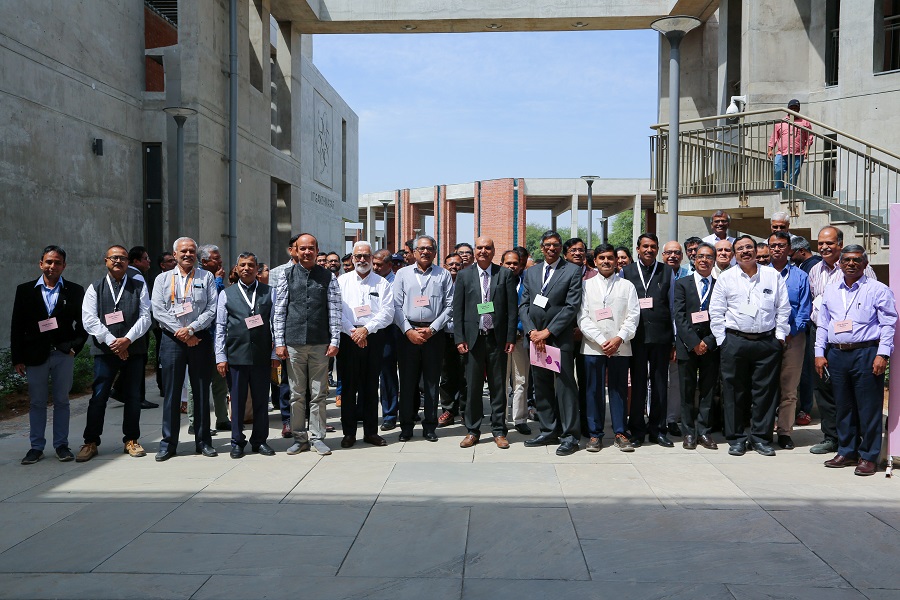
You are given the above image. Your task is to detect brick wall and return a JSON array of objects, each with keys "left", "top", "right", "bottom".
[
  {"left": 144, "top": 6, "right": 177, "bottom": 92},
  {"left": 437, "top": 185, "right": 456, "bottom": 262},
  {"left": 476, "top": 178, "right": 523, "bottom": 255}
]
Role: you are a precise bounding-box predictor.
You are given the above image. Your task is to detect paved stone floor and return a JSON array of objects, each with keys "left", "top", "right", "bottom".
[{"left": 0, "top": 382, "right": 898, "bottom": 600}]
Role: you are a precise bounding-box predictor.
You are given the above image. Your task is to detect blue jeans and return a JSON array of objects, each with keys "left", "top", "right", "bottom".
[
  {"left": 26, "top": 350, "right": 74, "bottom": 451},
  {"left": 774, "top": 154, "right": 803, "bottom": 189},
  {"left": 584, "top": 354, "right": 629, "bottom": 438}
]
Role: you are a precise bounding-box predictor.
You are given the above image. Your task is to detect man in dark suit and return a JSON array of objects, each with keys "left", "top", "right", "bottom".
[
  {"left": 673, "top": 242, "right": 719, "bottom": 450},
  {"left": 621, "top": 232, "right": 675, "bottom": 447},
  {"left": 11, "top": 245, "right": 87, "bottom": 465},
  {"left": 454, "top": 237, "right": 518, "bottom": 449},
  {"left": 520, "top": 231, "right": 584, "bottom": 456}
]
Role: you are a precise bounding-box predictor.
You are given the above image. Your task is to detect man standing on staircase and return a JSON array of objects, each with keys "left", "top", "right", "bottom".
[{"left": 767, "top": 99, "right": 814, "bottom": 190}]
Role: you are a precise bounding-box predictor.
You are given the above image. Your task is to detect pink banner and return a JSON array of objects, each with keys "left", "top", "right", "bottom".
[{"left": 888, "top": 205, "right": 900, "bottom": 473}]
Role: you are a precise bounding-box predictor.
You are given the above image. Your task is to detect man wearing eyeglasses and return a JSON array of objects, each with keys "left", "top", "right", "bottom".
[
  {"left": 702, "top": 210, "right": 736, "bottom": 249},
  {"left": 392, "top": 235, "right": 453, "bottom": 441},
  {"left": 663, "top": 240, "right": 689, "bottom": 439},
  {"left": 438, "top": 253, "right": 466, "bottom": 427},
  {"left": 770, "top": 212, "right": 792, "bottom": 235}
]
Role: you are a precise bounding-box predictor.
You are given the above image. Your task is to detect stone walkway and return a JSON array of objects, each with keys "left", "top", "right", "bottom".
[{"left": 0, "top": 383, "right": 898, "bottom": 600}]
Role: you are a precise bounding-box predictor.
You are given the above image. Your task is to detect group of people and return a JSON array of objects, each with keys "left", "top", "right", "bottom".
[{"left": 11, "top": 207, "right": 895, "bottom": 476}]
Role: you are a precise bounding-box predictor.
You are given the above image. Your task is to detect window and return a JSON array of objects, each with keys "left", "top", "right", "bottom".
[
  {"left": 875, "top": 0, "right": 900, "bottom": 73},
  {"left": 825, "top": 0, "right": 840, "bottom": 85},
  {"left": 249, "top": 0, "right": 264, "bottom": 91}
]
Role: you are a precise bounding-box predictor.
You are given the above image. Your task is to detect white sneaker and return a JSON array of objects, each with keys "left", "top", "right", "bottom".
[{"left": 312, "top": 439, "right": 332, "bottom": 456}]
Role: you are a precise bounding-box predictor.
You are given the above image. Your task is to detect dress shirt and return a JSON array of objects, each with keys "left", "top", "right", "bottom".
[
  {"left": 692, "top": 272, "right": 713, "bottom": 306},
  {"left": 151, "top": 267, "right": 218, "bottom": 334},
  {"left": 702, "top": 234, "right": 736, "bottom": 247},
  {"left": 577, "top": 273, "right": 640, "bottom": 357},
  {"left": 214, "top": 281, "right": 278, "bottom": 363},
  {"left": 82, "top": 275, "right": 152, "bottom": 346},
  {"left": 126, "top": 266, "right": 147, "bottom": 285},
  {"left": 35, "top": 276, "right": 62, "bottom": 315},
  {"left": 384, "top": 271, "right": 395, "bottom": 284},
  {"left": 768, "top": 117, "right": 814, "bottom": 156},
  {"left": 337, "top": 270, "right": 394, "bottom": 336},
  {"left": 392, "top": 263, "right": 453, "bottom": 333},
  {"left": 808, "top": 259, "right": 877, "bottom": 325},
  {"left": 771, "top": 262, "right": 811, "bottom": 336},
  {"left": 815, "top": 275, "right": 897, "bottom": 357},
  {"left": 268, "top": 259, "right": 297, "bottom": 291},
  {"left": 272, "top": 267, "right": 342, "bottom": 348},
  {"left": 540, "top": 258, "right": 563, "bottom": 290},
  {"left": 709, "top": 263, "right": 791, "bottom": 345}
]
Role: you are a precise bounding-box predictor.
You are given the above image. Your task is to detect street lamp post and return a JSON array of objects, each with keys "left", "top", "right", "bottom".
[
  {"left": 379, "top": 198, "right": 391, "bottom": 250},
  {"left": 163, "top": 106, "right": 198, "bottom": 233},
  {"left": 581, "top": 176, "right": 599, "bottom": 246},
  {"left": 651, "top": 15, "right": 701, "bottom": 243},
  {"left": 596, "top": 217, "right": 608, "bottom": 246}
]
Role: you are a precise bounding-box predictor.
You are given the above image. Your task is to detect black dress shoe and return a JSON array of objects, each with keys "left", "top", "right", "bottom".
[
  {"left": 728, "top": 442, "right": 746, "bottom": 456},
  {"left": 777, "top": 435, "right": 795, "bottom": 450},
  {"left": 667, "top": 422, "right": 682, "bottom": 437},
  {"left": 628, "top": 434, "right": 645, "bottom": 448},
  {"left": 398, "top": 433, "right": 412, "bottom": 442},
  {"left": 230, "top": 446, "right": 244, "bottom": 459},
  {"left": 380, "top": 421, "right": 397, "bottom": 431},
  {"left": 523, "top": 434, "right": 560, "bottom": 447},
  {"left": 363, "top": 434, "right": 388, "bottom": 446},
  {"left": 514, "top": 423, "right": 532, "bottom": 435},
  {"left": 155, "top": 449, "right": 176, "bottom": 462},
  {"left": 698, "top": 434, "right": 718, "bottom": 450},
  {"left": 340, "top": 435, "right": 356, "bottom": 448},
  {"left": 682, "top": 435, "right": 697, "bottom": 449},
  {"left": 751, "top": 441, "right": 776, "bottom": 456},
  {"left": 424, "top": 432, "right": 438, "bottom": 442},
  {"left": 654, "top": 434, "right": 675, "bottom": 447},
  {"left": 556, "top": 440, "right": 579, "bottom": 456},
  {"left": 196, "top": 443, "right": 218, "bottom": 457},
  {"left": 140, "top": 400, "right": 159, "bottom": 409},
  {"left": 252, "top": 443, "right": 276, "bottom": 456}
]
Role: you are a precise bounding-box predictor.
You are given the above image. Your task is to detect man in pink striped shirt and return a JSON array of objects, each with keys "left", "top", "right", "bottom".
[{"left": 767, "top": 99, "right": 814, "bottom": 190}]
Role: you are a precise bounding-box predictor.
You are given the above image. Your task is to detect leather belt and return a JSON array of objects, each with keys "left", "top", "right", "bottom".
[
  {"left": 409, "top": 321, "right": 433, "bottom": 328},
  {"left": 478, "top": 330, "right": 493, "bottom": 336},
  {"left": 726, "top": 328, "right": 775, "bottom": 341},
  {"left": 830, "top": 340, "right": 879, "bottom": 351}
]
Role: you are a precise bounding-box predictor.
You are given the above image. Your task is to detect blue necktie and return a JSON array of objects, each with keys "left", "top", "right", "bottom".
[{"left": 700, "top": 277, "right": 710, "bottom": 310}]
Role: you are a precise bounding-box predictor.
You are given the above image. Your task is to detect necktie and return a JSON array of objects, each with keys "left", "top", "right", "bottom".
[
  {"left": 700, "top": 277, "right": 710, "bottom": 310},
  {"left": 482, "top": 270, "right": 493, "bottom": 330},
  {"left": 543, "top": 264, "right": 552, "bottom": 284}
]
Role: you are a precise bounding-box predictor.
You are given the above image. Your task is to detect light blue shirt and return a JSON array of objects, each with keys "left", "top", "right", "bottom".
[{"left": 34, "top": 276, "right": 63, "bottom": 316}]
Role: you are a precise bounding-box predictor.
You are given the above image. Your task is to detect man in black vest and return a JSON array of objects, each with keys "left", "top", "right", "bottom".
[
  {"left": 455, "top": 237, "right": 518, "bottom": 449},
  {"left": 11, "top": 245, "right": 87, "bottom": 465},
  {"left": 76, "top": 245, "right": 153, "bottom": 462},
  {"left": 621, "top": 232, "right": 675, "bottom": 447},
  {"left": 274, "top": 233, "right": 342, "bottom": 456},
  {"left": 214, "top": 252, "right": 277, "bottom": 458}
]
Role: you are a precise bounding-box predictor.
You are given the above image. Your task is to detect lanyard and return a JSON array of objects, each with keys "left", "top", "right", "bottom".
[
  {"left": 170, "top": 269, "right": 195, "bottom": 304},
  {"left": 106, "top": 274, "right": 127, "bottom": 309},
  {"left": 238, "top": 281, "right": 257, "bottom": 313},
  {"left": 841, "top": 285, "right": 861, "bottom": 320},
  {"left": 635, "top": 261, "right": 658, "bottom": 297},
  {"left": 414, "top": 268, "right": 431, "bottom": 294},
  {"left": 540, "top": 262, "right": 556, "bottom": 295},
  {"left": 358, "top": 274, "right": 371, "bottom": 306},
  {"left": 600, "top": 275, "right": 616, "bottom": 307},
  {"left": 697, "top": 277, "right": 712, "bottom": 307}
]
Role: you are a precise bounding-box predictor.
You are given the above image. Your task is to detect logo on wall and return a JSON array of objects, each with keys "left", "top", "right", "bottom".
[{"left": 314, "top": 94, "right": 333, "bottom": 187}]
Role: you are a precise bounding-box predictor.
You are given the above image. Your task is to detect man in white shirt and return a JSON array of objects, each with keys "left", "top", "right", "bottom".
[
  {"left": 702, "top": 210, "right": 736, "bottom": 247},
  {"left": 710, "top": 235, "right": 791, "bottom": 457},
  {"left": 336, "top": 242, "right": 394, "bottom": 448}
]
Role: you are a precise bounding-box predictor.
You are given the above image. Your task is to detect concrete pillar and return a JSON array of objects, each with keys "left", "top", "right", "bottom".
[
  {"left": 571, "top": 194, "right": 579, "bottom": 236},
  {"left": 366, "top": 204, "right": 375, "bottom": 246},
  {"left": 551, "top": 214, "right": 557, "bottom": 232},
  {"left": 632, "top": 194, "right": 642, "bottom": 247}
]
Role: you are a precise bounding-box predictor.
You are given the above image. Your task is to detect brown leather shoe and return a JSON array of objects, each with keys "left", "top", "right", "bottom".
[
  {"left": 281, "top": 423, "right": 292, "bottom": 438},
  {"left": 698, "top": 434, "right": 718, "bottom": 450},
  {"left": 363, "top": 434, "right": 387, "bottom": 446},
  {"left": 824, "top": 454, "right": 859, "bottom": 468},
  {"left": 682, "top": 435, "right": 697, "bottom": 450},
  {"left": 854, "top": 459, "right": 876, "bottom": 476},
  {"left": 494, "top": 435, "right": 510, "bottom": 449},
  {"left": 459, "top": 434, "right": 479, "bottom": 448},
  {"left": 438, "top": 411, "right": 455, "bottom": 427},
  {"left": 75, "top": 442, "right": 98, "bottom": 463}
]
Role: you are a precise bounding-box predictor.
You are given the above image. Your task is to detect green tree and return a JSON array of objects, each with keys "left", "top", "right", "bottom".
[{"left": 608, "top": 209, "right": 646, "bottom": 250}]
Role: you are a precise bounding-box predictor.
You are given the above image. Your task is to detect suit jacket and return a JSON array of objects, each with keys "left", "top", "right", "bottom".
[
  {"left": 673, "top": 275, "right": 718, "bottom": 360},
  {"left": 453, "top": 263, "right": 517, "bottom": 349},
  {"left": 621, "top": 260, "right": 673, "bottom": 345},
  {"left": 11, "top": 278, "right": 87, "bottom": 366},
  {"left": 519, "top": 259, "right": 583, "bottom": 353}
]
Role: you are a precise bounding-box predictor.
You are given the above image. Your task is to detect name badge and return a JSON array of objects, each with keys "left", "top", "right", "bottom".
[
  {"left": 533, "top": 294, "right": 549, "bottom": 308},
  {"left": 105, "top": 311, "right": 125, "bottom": 325},
  {"left": 834, "top": 319, "right": 852, "bottom": 333},
  {"left": 691, "top": 310, "right": 709, "bottom": 323},
  {"left": 595, "top": 307, "right": 613, "bottom": 320},
  {"left": 38, "top": 317, "right": 58, "bottom": 332},
  {"left": 477, "top": 302, "right": 494, "bottom": 315},
  {"left": 244, "top": 314, "right": 264, "bottom": 329},
  {"left": 739, "top": 303, "right": 758, "bottom": 317},
  {"left": 413, "top": 295, "right": 430, "bottom": 307},
  {"left": 354, "top": 305, "right": 372, "bottom": 318},
  {"left": 639, "top": 297, "right": 654, "bottom": 309},
  {"left": 175, "top": 301, "right": 193, "bottom": 317}
]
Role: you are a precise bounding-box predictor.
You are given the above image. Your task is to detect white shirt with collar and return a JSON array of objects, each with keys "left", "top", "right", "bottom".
[
  {"left": 709, "top": 263, "right": 791, "bottom": 345},
  {"left": 540, "top": 257, "right": 562, "bottom": 289},
  {"left": 693, "top": 271, "right": 714, "bottom": 302},
  {"left": 338, "top": 269, "right": 394, "bottom": 336},
  {"left": 577, "top": 272, "right": 640, "bottom": 357},
  {"left": 82, "top": 275, "right": 152, "bottom": 346}
]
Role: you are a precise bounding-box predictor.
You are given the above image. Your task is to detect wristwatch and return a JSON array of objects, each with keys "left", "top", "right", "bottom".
[
  {"left": 187, "top": 327, "right": 195, "bottom": 336},
  {"left": 877, "top": 354, "right": 889, "bottom": 360}
]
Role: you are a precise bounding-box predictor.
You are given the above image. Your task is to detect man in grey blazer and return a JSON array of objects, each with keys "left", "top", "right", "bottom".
[
  {"left": 519, "top": 231, "right": 584, "bottom": 456},
  {"left": 454, "top": 237, "right": 518, "bottom": 449}
]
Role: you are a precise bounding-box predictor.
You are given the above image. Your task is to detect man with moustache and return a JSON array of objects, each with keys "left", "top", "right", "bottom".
[
  {"left": 683, "top": 237, "right": 702, "bottom": 273},
  {"left": 710, "top": 235, "right": 790, "bottom": 457},
  {"left": 269, "top": 234, "right": 301, "bottom": 438},
  {"left": 193, "top": 244, "right": 230, "bottom": 433},
  {"left": 756, "top": 243, "right": 771, "bottom": 266},
  {"left": 663, "top": 240, "right": 689, "bottom": 437},
  {"left": 438, "top": 252, "right": 466, "bottom": 427},
  {"left": 621, "top": 233, "right": 674, "bottom": 447},
  {"left": 455, "top": 242, "right": 475, "bottom": 268},
  {"left": 337, "top": 242, "right": 394, "bottom": 447},
  {"left": 714, "top": 239, "right": 734, "bottom": 278},
  {"left": 564, "top": 237, "right": 596, "bottom": 437},
  {"left": 520, "top": 231, "right": 583, "bottom": 456},
  {"left": 702, "top": 210, "right": 736, "bottom": 248},
  {"left": 501, "top": 249, "right": 531, "bottom": 435},
  {"left": 455, "top": 238, "right": 517, "bottom": 449},
  {"left": 373, "top": 249, "right": 401, "bottom": 430}
]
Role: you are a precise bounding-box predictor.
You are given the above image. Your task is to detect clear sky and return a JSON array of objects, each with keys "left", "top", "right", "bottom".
[{"left": 313, "top": 29, "right": 660, "bottom": 231}]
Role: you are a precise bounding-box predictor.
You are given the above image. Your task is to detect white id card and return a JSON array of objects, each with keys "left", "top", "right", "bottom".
[
  {"left": 354, "top": 305, "right": 372, "bottom": 318},
  {"left": 595, "top": 307, "right": 613, "bottom": 320},
  {"left": 534, "top": 294, "right": 549, "bottom": 308},
  {"left": 834, "top": 319, "right": 852, "bottom": 333},
  {"left": 691, "top": 310, "right": 709, "bottom": 323},
  {"left": 639, "top": 297, "right": 654, "bottom": 309},
  {"left": 739, "top": 303, "right": 758, "bottom": 317},
  {"left": 175, "top": 301, "right": 193, "bottom": 317}
]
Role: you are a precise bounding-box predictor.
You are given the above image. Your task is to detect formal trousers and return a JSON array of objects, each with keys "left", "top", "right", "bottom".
[
  {"left": 628, "top": 341, "right": 670, "bottom": 441},
  {"left": 666, "top": 361, "right": 681, "bottom": 425},
  {"left": 678, "top": 350, "right": 719, "bottom": 439},
  {"left": 439, "top": 330, "right": 466, "bottom": 417},
  {"left": 776, "top": 333, "right": 806, "bottom": 434},
  {"left": 575, "top": 349, "right": 589, "bottom": 435},
  {"left": 532, "top": 345, "right": 580, "bottom": 444},
  {"left": 828, "top": 345, "right": 885, "bottom": 462},
  {"left": 228, "top": 364, "right": 271, "bottom": 448},
  {"left": 398, "top": 330, "right": 444, "bottom": 436},
  {"left": 584, "top": 354, "right": 629, "bottom": 438},
  {"left": 379, "top": 325, "right": 400, "bottom": 425},
  {"left": 159, "top": 331, "right": 213, "bottom": 452},
  {"left": 506, "top": 335, "right": 529, "bottom": 425},
  {"left": 83, "top": 353, "right": 144, "bottom": 446},
  {"left": 719, "top": 333, "right": 782, "bottom": 445},
  {"left": 798, "top": 328, "right": 815, "bottom": 414},
  {"left": 464, "top": 332, "right": 509, "bottom": 438},
  {"left": 285, "top": 343, "right": 329, "bottom": 443},
  {"left": 26, "top": 350, "right": 74, "bottom": 451},
  {"left": 187, "top": 362, "right": 229, "bottom": 426},
  {"left": 811, "top": 323, "right": 839, "bottom": 443},
  {"left": 339, "top": 331, "right": 385, "bottom": 437}
]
